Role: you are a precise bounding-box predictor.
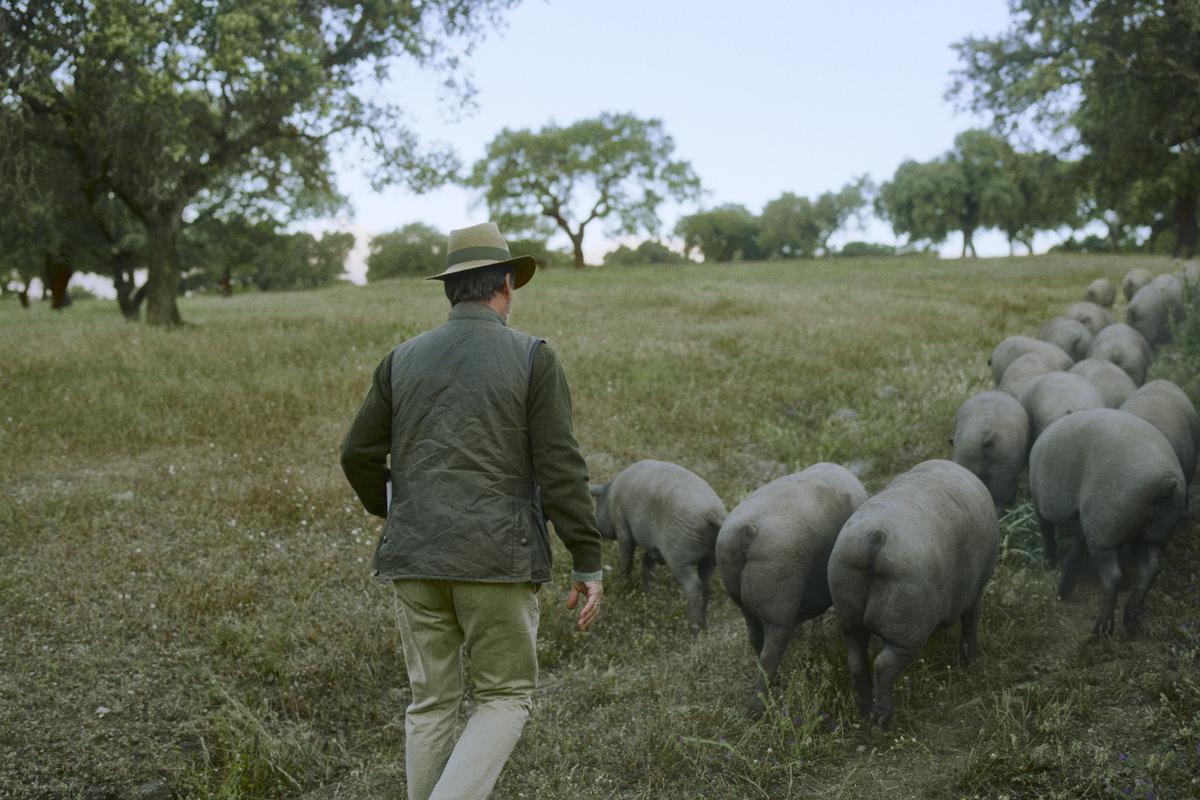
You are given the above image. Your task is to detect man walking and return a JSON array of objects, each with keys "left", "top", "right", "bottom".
[{"left": 340, "top": 222, "right": 604, "bottom": 800}]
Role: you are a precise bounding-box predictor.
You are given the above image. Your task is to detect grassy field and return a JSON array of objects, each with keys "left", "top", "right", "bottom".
[{"left": 2, "top": 254, "right": 1198, "bottom": 800}]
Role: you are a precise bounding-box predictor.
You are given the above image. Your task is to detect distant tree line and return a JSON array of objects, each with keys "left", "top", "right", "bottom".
[
  {"left": 589, "top": 1, "right": 1200, "bottom": 264},
  {"left": 876, "top": 130, "right": 1075, "bottom": 258},
  {"left": 671, "top": 178, "right": 873, "bottom": 263},
  {"left": 363, "top": 222, "right": 573, "bottom": 281},
  {"left": 180, "top": 218, "right": 355, "bottom": 295},
  {"left": 4, "top": 0, "right": 1196, "bottom": 314}
]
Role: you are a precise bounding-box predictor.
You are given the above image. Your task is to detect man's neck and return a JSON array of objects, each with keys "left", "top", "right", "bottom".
[{"left": 483, "top": 294, "right": 510, "bottom": 325}]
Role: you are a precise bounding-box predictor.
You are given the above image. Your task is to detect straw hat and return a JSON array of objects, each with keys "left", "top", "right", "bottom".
[{"left": 427, "top": 222, "right": 536, "bottom": 289}]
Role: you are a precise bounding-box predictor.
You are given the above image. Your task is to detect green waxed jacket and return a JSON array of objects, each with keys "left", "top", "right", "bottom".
[{"left": 340, "top": 302, "right": 603, "bottom": 583}]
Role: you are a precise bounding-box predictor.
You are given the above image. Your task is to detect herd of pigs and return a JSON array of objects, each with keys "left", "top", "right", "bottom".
[{"left": 588, "top": 262, "right": 1198, "bottom": 727}]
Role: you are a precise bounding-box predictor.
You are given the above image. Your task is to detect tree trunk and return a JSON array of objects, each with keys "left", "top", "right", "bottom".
[
  {"left": 219, "top": 263, "right": 233, "bottom": 297},
  {"left": 962, "top": 229, "right": 977, "bottom": 259},
  {"left": 1173, "top": 192, "right": 1198, "bottom": 258},
  {"left": 144, "top": 214, "right": 183, "bottom": 326},
  {"left": 570, "top": 233, "right": 586, "bottom": 270},
  {"left": 112, "top": 257, "right": 146, "bottom": 320},
  {"left": 17, "top": 283, "right": 30, "bottom": 308},
  {"left": 44, "top": 253, "right": 73, "bottom": 309},
  {"left": 1105, "top": 219, "right": 1124, "bottom": 253}
]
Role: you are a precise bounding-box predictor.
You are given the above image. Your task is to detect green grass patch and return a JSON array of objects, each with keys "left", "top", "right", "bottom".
[{"left": 2, "top": 254, "right": 1199, "bottom": 798}]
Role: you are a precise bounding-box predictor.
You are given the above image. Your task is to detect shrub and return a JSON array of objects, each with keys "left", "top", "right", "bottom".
[
  {"left": 836, "top": 241, "right": 896, "bottom": 258},
  {"left": 366, "top": 223, "right": 444, "bottom": 280},
  {"left": 506, "top": 237, "right": 569, "bottom": 270},
  {"left": 602, "top": 240, "right": 689, "bottom": 267}
]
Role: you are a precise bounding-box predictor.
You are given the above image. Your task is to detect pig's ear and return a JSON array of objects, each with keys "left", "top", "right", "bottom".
[{"left": 589, "top": 483, "right": 605, "bottom": 497}]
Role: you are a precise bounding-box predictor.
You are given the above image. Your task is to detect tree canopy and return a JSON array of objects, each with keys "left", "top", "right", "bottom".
[
  {"left": 757, "top": 177, "right": 871, "bottom": 259},
  {"left": 757, "top": 193, "right": 819, "bottom": 259},
  {"left": 470, "top": 112, "right": 701, "bottom": 270},
  {"left": 991, "top": 150, "right": 1076, "bottom": 254},
  {"left": 366, "top": 223, "right": 445, "bottom": 281},
  {"left": 876, "top": 159, "right": 964, "bottom": 252},
  {"left": 951, "top": 0, "right": 1200, "bottom": 256},
  {"left": 1, "top": 0, "right": 517, "bottom": 324},
  {"left": 180, "top": 217, "right": 354, "bottom": 293},
  {"left": 0, "top": 106, "right": 145, "bottom": 312},
  {"left": 674, "top": 205, "right": 763, "bottom": 263},
  {"left": 602, "top": 240, "right": 689, "bottom": 267},
  {"left": 875, "top": 129, "right": 1065, "bottom": 257}
]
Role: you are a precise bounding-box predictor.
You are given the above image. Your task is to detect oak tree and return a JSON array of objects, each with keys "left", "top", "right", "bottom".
[
  {"left": 877, "top": 130, "right": 1019, "bottom": 257},
  {"left": 1, "top": 0, "right": 516, "bottom": 324},
  {"left": 366, "top": 223, "right": 445, "bottom": 281},
  {"left": 951, "top": 0, "right": 1200, "bottom": 256},
  {"left": 674, "top": 205, "right": 763, "bottom": 263},
  {"left": 470, "top": 112, "right": 701, "bottom": 269}
]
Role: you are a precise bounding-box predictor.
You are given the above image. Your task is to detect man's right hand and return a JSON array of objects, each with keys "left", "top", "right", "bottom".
[{"left": 566, "top": 580, "right": 603, "bottom": 631}]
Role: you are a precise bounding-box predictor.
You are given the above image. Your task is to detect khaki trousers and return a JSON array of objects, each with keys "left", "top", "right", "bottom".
[{"left": 392, "top": 580, "right": 539, "bottom": 800}]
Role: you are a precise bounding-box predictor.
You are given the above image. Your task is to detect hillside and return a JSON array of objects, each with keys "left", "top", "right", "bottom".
[{"left": 2, "top": 254, "right": 1197, "bottom": 799}]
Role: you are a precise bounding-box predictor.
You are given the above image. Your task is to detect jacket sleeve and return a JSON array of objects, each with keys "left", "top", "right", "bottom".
[
  {"left": 528, "top": 342, "right": 604, "bottom": 581},
  {"left": 340, "top": 354, "right": 393, "bottom": 518}
]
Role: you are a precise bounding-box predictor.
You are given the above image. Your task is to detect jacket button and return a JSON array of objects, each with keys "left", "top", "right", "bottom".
[{"left": 520, "top": 538, "right": 528, "bottom": 545}]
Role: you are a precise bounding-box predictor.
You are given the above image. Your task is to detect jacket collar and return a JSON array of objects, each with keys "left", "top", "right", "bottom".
[{"left": 448, "top": 302, "right": 506, "bottom": 326}]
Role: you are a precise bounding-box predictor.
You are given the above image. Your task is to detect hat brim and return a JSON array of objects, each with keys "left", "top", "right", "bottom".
[{"left": 426, "top": 255, "right": 536, "bottom": 289}]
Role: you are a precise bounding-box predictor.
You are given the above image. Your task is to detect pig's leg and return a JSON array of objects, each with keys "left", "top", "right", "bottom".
[
  {"left": 740, "top": 607, "right": 765, "bottom": 717},
  {"left": 1088, "top": 546, "right": 1122, "bottom": 637},
  {"left": 1116, "top": 544, "right": 1135, "bottom": 589},
  {"left": 1038, "top": 513, "right": 1058, "bottom": 567},
  {"left": 641, "top": 550, "right": 657, "bottom": 591},
  {"left": 958, "top": 598, "right": 981, "bottom": 665},
  {"left": 747, "top": 623, "right": 791, "bottom": 718},
  {"left": 669, "top": 561, "right": 706, "bottom": 632},
  {"left": 841, "top": 625, "right": 873, "bottom": 719},
  {"left": 741, "top": 607, "right": 765, "bottom": 656},
  {"left": 871, "top": 641, "right": 918, "bottom": 729},
  {"left": 1057, "top": 538, "right": 1087, "bottom": 600},
  {"left": 1122, "top": 543, "right": 1163, "bottom": 634},
  {"left": 698, "top": 556, "right": 716, "bottom": 621},
  {"left": 618, "top": 535, "right": 636, "bottom": 581}
]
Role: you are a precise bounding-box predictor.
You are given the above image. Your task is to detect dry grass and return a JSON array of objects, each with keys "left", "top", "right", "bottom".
[{"left": 2, "top": 254, "right": 1198, "bottom": 799}]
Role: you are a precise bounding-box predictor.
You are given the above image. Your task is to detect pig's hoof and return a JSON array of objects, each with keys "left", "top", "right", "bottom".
[{"left": 1090, "top": 619, "right": 1115, "bottom": 638}]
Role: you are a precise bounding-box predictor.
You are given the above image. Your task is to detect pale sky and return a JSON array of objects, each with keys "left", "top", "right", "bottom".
[{"left": 307, "top": 0, "right": 1039, "bottom": 281}]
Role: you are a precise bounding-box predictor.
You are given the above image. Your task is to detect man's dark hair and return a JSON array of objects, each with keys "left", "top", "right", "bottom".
[{"left": 443, "top": 265, "right": 514, "bottom": 305}]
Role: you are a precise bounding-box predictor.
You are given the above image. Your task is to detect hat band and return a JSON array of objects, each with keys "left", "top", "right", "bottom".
[{"left": 447, "top": 246, "right": 512, "bottom": 268}]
